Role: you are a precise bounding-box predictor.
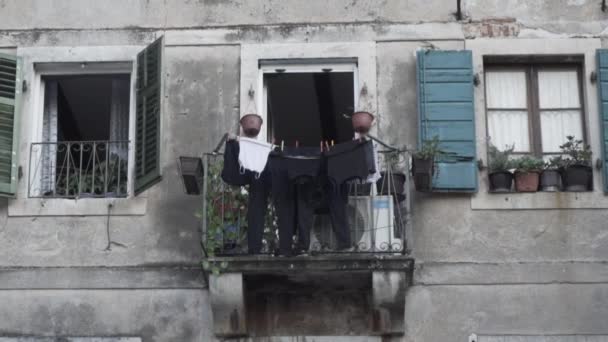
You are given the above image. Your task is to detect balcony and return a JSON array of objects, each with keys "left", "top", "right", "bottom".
[
  {"left": 200, "top": 136, "right": 414, "bottom": 338},
  {"left": 28, "top": 140, "right": 129, "bottom": 199}
]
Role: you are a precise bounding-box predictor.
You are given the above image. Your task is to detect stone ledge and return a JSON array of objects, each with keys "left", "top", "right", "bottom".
[
  {"left": 0, "top": 266, "right": 205, "bottom": 290},
  {"left": 204, "top": 254, "right": 414, "bottom": 274},
  {"left": 415, "top": 261, "right": 608, "bottom": 285}
]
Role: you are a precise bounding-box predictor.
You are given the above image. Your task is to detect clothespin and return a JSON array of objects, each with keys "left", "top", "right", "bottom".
[
  {"left": 281, "top": 140, "right": 284, "bottom": 151},
  {"left": 331, "top": 140, "right": 334, "bottom": 147},
  {"left": 295, "top": 140, "right": 299, "bottom": 148},
  {"left": 325, "top": 141, "right": 330, "bottom": 151},
  {"left": 320, "top": 141, "right": 323, "bottom": 152}
]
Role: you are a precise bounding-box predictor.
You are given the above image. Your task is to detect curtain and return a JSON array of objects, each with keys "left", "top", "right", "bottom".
[
  {"left": 538, "top": 70, "right": 583, "bottom": 153},
  {"left": 486, "top": 70, "right": 530, "bottom": 152},
  {"left": 40, "top": 81, "right": 58, "bottom": 195},
  {"left": 109, "top": 78, "right": 130, "bottom": 160}
]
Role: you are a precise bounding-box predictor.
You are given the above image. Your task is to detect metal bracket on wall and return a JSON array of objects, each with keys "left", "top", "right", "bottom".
[
  {"left": 22, "top": 80, "right": 27, "bottom": 93},
  {"left": 596, "top": 158, "right": 603, "bottom": 170},
  {"left": 590, "top": 71, "right": 597, "bottom": 84},
  {"left": 473, "top": 73, "right": 481, "bottom": 87},
  {"left": 477, "top": 158, "right": 485, "bottom": 171}
]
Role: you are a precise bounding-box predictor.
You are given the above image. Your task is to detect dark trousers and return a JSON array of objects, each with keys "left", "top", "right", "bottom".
[
  {"left": 246, "top": 171, "right": 271, "bottom": 254},
  {"left": 325, "top": 182, "right": 351, "bottom": 249},
  {"left": 270, "top": 156, "right": 295, "bottom": 255},
  {"left": 294, "top": 180, "right": 317, "bottom": 251}
]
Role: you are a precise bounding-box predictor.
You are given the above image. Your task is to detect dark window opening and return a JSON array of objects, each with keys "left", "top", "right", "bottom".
[
  {"left": 44, "top": 74, "right": 130, "bottom": 141},
  {"left": 35, "top": 74, "right": 131, "bottom": 198},
  {"left": 265, "top": 72, "right": 355, "bottom": 147}
]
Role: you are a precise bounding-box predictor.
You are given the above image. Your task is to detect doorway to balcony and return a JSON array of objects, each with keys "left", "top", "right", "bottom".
[{"left": 261, "top": 60, "right": 357, "bottom": 147}]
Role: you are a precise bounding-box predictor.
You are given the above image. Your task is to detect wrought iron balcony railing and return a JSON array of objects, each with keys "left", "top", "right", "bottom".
[
  {"left": 202, "top": 140, "right": 411, "bottom": 257},
  {"left": 28, "top": 140, "right": 130, "bottom": 198}
]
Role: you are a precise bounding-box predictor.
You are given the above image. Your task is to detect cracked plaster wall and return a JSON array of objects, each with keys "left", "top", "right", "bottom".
[{"left": 0, "top": 0, "right": 606, "bottom": 341}]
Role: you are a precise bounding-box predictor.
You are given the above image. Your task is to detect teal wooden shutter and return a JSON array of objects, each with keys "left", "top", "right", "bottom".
[
  {"left": 0, "top": 53, "right": 21, "bottom": 197},
  {"left": 598, "top": 49, "right": 608, "bottom": 193},
  {"left": 134, "top": 37, "right": 163, "bottom": 195},
  {"left": 416, "top": 50, "right": 477, "bottom": 192}
]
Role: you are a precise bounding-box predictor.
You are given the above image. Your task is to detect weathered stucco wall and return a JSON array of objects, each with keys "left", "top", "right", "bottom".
[{"left": 0, "top": 0, "right": 607, "bottom": 341}]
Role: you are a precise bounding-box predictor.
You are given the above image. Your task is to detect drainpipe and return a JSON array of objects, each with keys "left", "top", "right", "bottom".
[
  {"left": 603, "top": 0, "right": 607, "bottom": 12},
  {"left": 456, "top": 0, "right": 463, "bottom": 20}
]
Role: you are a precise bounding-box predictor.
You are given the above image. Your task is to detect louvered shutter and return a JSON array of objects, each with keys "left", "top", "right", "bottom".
[
  {"left": 598, "top": 49, "right": 608, "bottom": 193},
  {"left": 0, "top": 53, "right": 21, "bottom": 197},
  {"left": 416, "top": 50, "right": 478, "bottom": 192},
  {"left": 134, "top": 37, "right": 163, "bottom": 195}
]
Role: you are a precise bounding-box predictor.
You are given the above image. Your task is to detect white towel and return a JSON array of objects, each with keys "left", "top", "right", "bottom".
[{"left": 238, "top": 137, "right": 273, "bottom": 177}]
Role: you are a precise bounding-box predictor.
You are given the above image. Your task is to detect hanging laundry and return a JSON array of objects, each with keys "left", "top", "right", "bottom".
[
  {"left": 238, "top": 136, "right": 273, "bottom": 177},
  {"left": 324, "top": 139, "right": 374, "bottom": 186},
  {"left": 221, "top": 139, "right": 249, "bottom": 186},
  {"left": 366, "top": 141, "right": 381, "bottom": 184}
]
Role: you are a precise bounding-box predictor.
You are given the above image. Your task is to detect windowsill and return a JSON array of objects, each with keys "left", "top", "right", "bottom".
[
  {"left": 7, "top": 196, "right": 147, "bottom": 217},
  {"left": 471, "top": 190, "right": 608, "bottom": 210}
]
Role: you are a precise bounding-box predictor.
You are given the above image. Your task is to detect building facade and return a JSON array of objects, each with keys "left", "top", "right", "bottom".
[{"left": 0, "top": 0, "right": 607, "bottom": 341}]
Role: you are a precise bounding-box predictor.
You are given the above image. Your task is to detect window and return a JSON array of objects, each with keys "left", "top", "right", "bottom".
[
  {"left": 260, "top": 61, "right": 358, "bottom": 146},
  {"left": 30, "top": 73, "right": 131, "bottom": 198},
  {"left": 485, "top": 61, "right": 585, "bottom": 157}
]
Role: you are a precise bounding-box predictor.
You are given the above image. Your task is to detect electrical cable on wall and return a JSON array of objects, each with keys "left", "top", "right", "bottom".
[
  {"left": 103, "top": 203, "right": 127, "bottom": 251},
  {"left": 456, "top": 0, "right": 463, "bottom": 20}
]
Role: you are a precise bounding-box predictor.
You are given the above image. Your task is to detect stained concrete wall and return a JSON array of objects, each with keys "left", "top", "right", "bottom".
[{"left": 0, "top": 0, "right": 607, "bottom": 341}]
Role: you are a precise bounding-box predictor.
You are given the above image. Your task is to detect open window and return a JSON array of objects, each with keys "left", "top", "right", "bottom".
[
  {"left": 27, "top": 37, "right": 164, "bottom": 199},
  {"left": 31, "top": 73, "right": 130, "bottom": 198},
  {"left": 260, "top": 60, "right": 358, "bottom": 146}
]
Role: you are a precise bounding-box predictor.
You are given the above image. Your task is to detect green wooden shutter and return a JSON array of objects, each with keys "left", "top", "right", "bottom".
[
  {"left": 0, "top": 53, "right": 21, "bottom": 197},
  {"left": 134, "top": 37, "right": 163, "bottom": 195},
  {"left": 416, "top": 50, "right": 478, "bottom": 192},
  {"left": 598, "top": 49, "right": 608, "bottom": 193}
]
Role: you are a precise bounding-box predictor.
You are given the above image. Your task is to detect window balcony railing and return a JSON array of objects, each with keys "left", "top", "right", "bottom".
[
  {"left": 28, "top": 140, "right": 130, "bottom": 198},
  {"left": 202, "top": 139, "right": 411, "bottom": 257}
]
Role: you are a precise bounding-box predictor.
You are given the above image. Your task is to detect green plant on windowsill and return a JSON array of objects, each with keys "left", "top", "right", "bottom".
[
  {"left": 558, "top": 135, "right": 592, "bottom": 168},
  {"left": 544, "top": 156, "right": 562, "bottom": 171},
  {"left": 487, "top": 143, "right": 515, "bottom": 174},
  {"left": 557, "top": 135, "right": 593, "bottom": 192},
  {"left": 487, "top": 143, "right": 515, "bottom": 192},
  {"left": 513, "top": 155, "right": 544, "bottom": 173}
]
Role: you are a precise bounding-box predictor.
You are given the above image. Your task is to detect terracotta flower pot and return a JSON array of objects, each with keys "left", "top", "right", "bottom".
[
  {"left": 351, "top": 111, "right": 374, "bottom": 134},
  {"left": 514, "top": 171, "right": 540, "bottom": 192},
  {"left": 240, "top": 114, "right": 263, "bottom": 138}
]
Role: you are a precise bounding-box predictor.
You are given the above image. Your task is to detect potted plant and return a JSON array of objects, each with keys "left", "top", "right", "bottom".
[
  {"left": 377, "top": 150, "right": 406, "bottom": 196},
  {"left": 540, "top": 156, "right": 562, "bottom": 192},
  {"left": 512, "top": 155, "right": 544, "bottom": 192},
  {"left": 412, "top": 136, "right": 444, "bottom": 192},
  {"left": 487, "top": 143, "right": 514, "bottom": 192},
  {"left": 203, "top": 159, "right": 250, "bottom": 256},
  {"left": 558, "top": 135, "right": 592, "bottom": 191}
]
